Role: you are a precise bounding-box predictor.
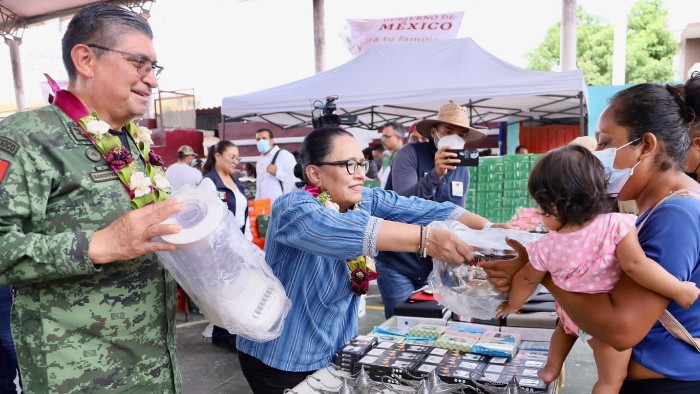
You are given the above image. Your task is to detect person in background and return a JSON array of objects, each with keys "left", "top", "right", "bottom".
[
  {"left": 254, "top": 128, "right": 299, "bottom": 203},
  {"left": 362, "top": 147, "right": 379, "bottom": 180},
  {"left": 371, "top": 144, "right": 384, "bottom": 172},
  {"left": 201, "top": 141, "right": 251, "bottom": 352},
  {"left": 376, "top": 102, "right": 509, "bottom": 318},
  {"left": 378, "top": 121, "right": 406, "bottom": 189},
  {"left": 684, "top": 72, "right": 700, "bottom": 182},
  {"left": 240, "top": 162, "right": 257, "bottom": 200},
  {"left": 165, "top": 144, "right": 202, "bottom": 192},
  {"left": 0, "top": 285, "right": 21, "bottom": 392},
  {"left": 515, "top": 145, "right": 529, "bottom": 154},
  {"left": 0, "top": 4, "right": 184, "bottom": 391},
  {"left": 496, "top": 144, "right": 699, "bottom": 393},
  {"left": 482, "top": 75, "right": 700, "bottom": 393},
  {"left": 237, "top": 126, "right": 489, "bottom": 393},
  {"left": 243, "top": 162, "right": 257, "bottom": 179},
  {"left": 407, "top": 122, "right": 428, "bottom": 144}
]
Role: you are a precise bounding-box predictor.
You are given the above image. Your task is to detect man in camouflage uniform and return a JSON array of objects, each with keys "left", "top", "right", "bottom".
[{"left": 0, "top": 4, "right": 185, "bottom": 392}]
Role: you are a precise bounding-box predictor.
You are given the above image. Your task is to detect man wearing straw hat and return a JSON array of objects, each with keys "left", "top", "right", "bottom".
[{"left": 375, "top": 102, "right": 508, "bottom": 318}]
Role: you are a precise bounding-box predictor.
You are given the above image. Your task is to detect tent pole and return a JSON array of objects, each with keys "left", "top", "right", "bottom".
[{"left": 578, "top": 92, "right": 584, "bottom": 136}]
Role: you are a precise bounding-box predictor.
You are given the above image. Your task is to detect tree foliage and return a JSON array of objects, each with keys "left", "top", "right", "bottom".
[{"left": 526, "top": 0, "right": 675, "bottom": 85}]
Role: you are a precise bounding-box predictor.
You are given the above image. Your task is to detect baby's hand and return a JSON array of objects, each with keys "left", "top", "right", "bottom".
[
  {"left": 672, "top": 281, "right": 700, "bottom": 308},
  {"left": 495, "top": 301, "right": 519, "bottom": 318}
]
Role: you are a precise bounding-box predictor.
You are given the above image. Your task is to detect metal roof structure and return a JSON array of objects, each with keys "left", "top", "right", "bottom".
[
  {"left": 0, "top": 1, "right": 152, "bottom": 38},
  {"left": 1, "top": 0, "right": 152, "bottom": 111}
]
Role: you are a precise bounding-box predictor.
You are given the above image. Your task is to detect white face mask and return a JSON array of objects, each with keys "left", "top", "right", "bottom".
[
  {"left": 435, "top": 133, "right": 466, "bottom": 150},
  {"left": 591, "top": 138, "right": 641, "bottom": 195}
]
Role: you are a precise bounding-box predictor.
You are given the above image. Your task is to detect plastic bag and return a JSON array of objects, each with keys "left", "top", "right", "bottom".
[
  {"left": 427, "top": 220, "right": 543, "bottom": 320},
  {"left": 156, "top": 184, "right": 291, "bottom": 342}
]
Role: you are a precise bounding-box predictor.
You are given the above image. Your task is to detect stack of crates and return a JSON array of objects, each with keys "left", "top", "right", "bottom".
[
  {"left": 247, "top": 198, "right": 271, "bottom": 250},
  {"left": 467, "top": 154, "right": 543, "bottom": 223}
]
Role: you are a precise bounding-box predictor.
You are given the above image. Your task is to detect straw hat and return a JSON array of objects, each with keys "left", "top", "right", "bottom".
[{"left": 416, "top": 103, "right": 487, "bottom": 143}]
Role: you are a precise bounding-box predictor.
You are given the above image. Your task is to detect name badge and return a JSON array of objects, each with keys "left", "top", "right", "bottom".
[
  {"left": 218, "top": 192, "right": 227, "bottom": 201},
  {"left": 451, "top": 181, "right": 464, "bottom": 197}
]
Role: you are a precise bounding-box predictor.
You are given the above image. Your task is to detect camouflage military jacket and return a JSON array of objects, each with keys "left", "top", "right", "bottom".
[{"left": 0, "top": 105, "right": 181, "bottom": 393}]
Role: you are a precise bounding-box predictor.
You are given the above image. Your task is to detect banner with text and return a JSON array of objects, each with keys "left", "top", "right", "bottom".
[{"left": 343, "top": 11, "right": 464, "bottom": 55}]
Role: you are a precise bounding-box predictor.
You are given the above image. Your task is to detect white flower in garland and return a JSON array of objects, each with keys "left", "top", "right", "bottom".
[
  {"left": 134, "top": 126, "right": 154, "bottom": 146},
  {"left": 85, "top": 118, "right": 110, "bottom": 140},
  {"left": 129, "top": 172, "right": 152, "bottom": 198},
  {"left": 323, "top": 198, "right": 340, "bottom": 212},
  {"left": 153, "top": 173, "right": 172, "bottom": 193}
]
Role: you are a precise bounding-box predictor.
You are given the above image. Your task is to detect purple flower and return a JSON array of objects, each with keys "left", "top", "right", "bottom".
[
  {"left": 149, "top": 151, "right": 165, "bottom": 167},
  {"left": 105, "top": 146, "right": 134, "bottom": 171}
]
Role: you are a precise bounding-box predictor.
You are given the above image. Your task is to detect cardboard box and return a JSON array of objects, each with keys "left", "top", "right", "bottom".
[
  {"left": 333, "top": 335, "right": 378, "bottom": 373},
  {"left": 373, "top": 342, "right": 434, "bottom": 355},
  {"left": 516, "top": 375, "right": 548, "bottom": 392},
  {"left": 395, "top": 314, "right": 450, "bottom": 328},
  {"left": 505, "top": 311, "right": 558, "bottom": 329},
  {"left": 436, "top": 361, "right": 488, "bottom": 384},
  {"left": 356, "top": 354, "right": 422, "bottom": 382}
]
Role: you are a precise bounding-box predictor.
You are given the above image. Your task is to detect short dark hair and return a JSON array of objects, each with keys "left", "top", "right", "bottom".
[
  {"left": 255, "top": 128, "right": 273, "bottom": 139},
  {"left": 528, "top": 144, "right": 613, "bottom": 227},
  {"left": 294, "top": 127, "right": 353, "bottom": 186},
  {"left": 381, "top": 121, "right": 407, "bottom": 138},
  {"left": 515, "top": 145, "right": 528, "bottom": 153},
  {"left": 62, "top": 3, "right": 152, "bottom": 80}
]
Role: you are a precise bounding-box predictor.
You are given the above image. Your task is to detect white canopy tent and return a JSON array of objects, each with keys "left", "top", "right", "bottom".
[{"left": 222, "top": 38, "right": 587, "bottom": 134}]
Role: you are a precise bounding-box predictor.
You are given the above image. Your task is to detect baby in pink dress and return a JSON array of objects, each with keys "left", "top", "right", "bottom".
[
  {"left": 526, "top": 212, "right": 634, "bottom": 336},
  {"left": 497, "top": 145, "right": 700, "bottom": 394}
]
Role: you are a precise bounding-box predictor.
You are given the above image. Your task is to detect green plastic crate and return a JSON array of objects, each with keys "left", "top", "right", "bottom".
[
  {"left": 502, "top": 188, "right": 529, "bottom": 198},
  {"left": 503, "top": 170, "right": 531, "bottom": 180}
]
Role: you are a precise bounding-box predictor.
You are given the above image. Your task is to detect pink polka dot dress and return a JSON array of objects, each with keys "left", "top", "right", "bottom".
[{"left": 526, "top": 213, "right": 637, "bottom": 335}]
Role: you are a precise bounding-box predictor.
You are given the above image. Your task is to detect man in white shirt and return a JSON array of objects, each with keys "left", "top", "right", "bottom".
[
  {"left": 378, "top": 121, "right": 406, "bottom": 189},
  {"left": 254, "top": 128, "right": 300, "bottom": 202},
  {"left": 165, "top": 145, "right": 202, "bottom": 192}
]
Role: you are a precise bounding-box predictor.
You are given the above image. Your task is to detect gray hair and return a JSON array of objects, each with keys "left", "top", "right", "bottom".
[
  {"left": 381, "top": 121, "right": 407, "bottom": 139},
  {"left": 62, "top": 3, "right": 153, "bottom": 80}
]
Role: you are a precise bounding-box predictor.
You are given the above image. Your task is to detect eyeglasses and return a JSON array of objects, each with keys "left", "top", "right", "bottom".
[
  {"left": 380, "top": 134, "right": 396, "bottom": 140},
  {"left": 87, "top": 44, "right": 164, "bottom": 78},
  {"left": 315, "top": 159, "right": 370, "bottom": 175},
  {"left": 226, "top": 154, "right": 240, "bottom": 162}
]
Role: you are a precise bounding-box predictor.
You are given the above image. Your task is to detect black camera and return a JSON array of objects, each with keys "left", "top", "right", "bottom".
[{"left": 311, "top": 96, "right": 358, "bottom": 129}]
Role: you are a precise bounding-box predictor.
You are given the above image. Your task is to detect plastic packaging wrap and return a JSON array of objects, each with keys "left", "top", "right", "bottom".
[
  {"left": 427, "top": 221, "right": 543, "bottom": 320},
  {"left": 156, "top": 184, "right": 291, "bottom": 342}
]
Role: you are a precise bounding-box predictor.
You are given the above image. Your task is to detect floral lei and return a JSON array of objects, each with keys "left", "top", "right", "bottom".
[
  {"left": 45, "top": 77, "right": 170, "bottom": 208},
  {"left": 303, "top": 185, "right": 378, "bottom": 296},
  {"left": 80, "top": 114, "right": 171, "bottom": 209}
]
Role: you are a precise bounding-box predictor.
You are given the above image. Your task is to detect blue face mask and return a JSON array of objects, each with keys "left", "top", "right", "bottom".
[
  {"left": 591, "top": 138, "right": 641, "bottom": 195},
  {"left": 256, "top": 139, "right": 271, "bottom": 154}
]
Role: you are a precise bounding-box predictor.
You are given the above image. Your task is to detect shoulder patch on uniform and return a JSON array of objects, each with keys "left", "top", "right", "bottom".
[
  {"left": 89, "top": 169, "right": 119, "bottom": 183},
  {"left": 0, "top": 137, "right": 19, "bottom": 157},
  {"left": 0, "top": 160, "right": 9, "bottom": 185},
  {"left": 66, "top": 125, "right": 91, "bottom": 144}
]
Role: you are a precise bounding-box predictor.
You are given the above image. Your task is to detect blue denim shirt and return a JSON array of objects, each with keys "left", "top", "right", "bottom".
[{"left": 236, "top": 187, "right": 464, "bottom": 371}]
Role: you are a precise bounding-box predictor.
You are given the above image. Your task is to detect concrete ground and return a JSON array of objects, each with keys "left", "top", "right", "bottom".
[{"left": 176, "top": 283, "right": 595, "bottom": 393}]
